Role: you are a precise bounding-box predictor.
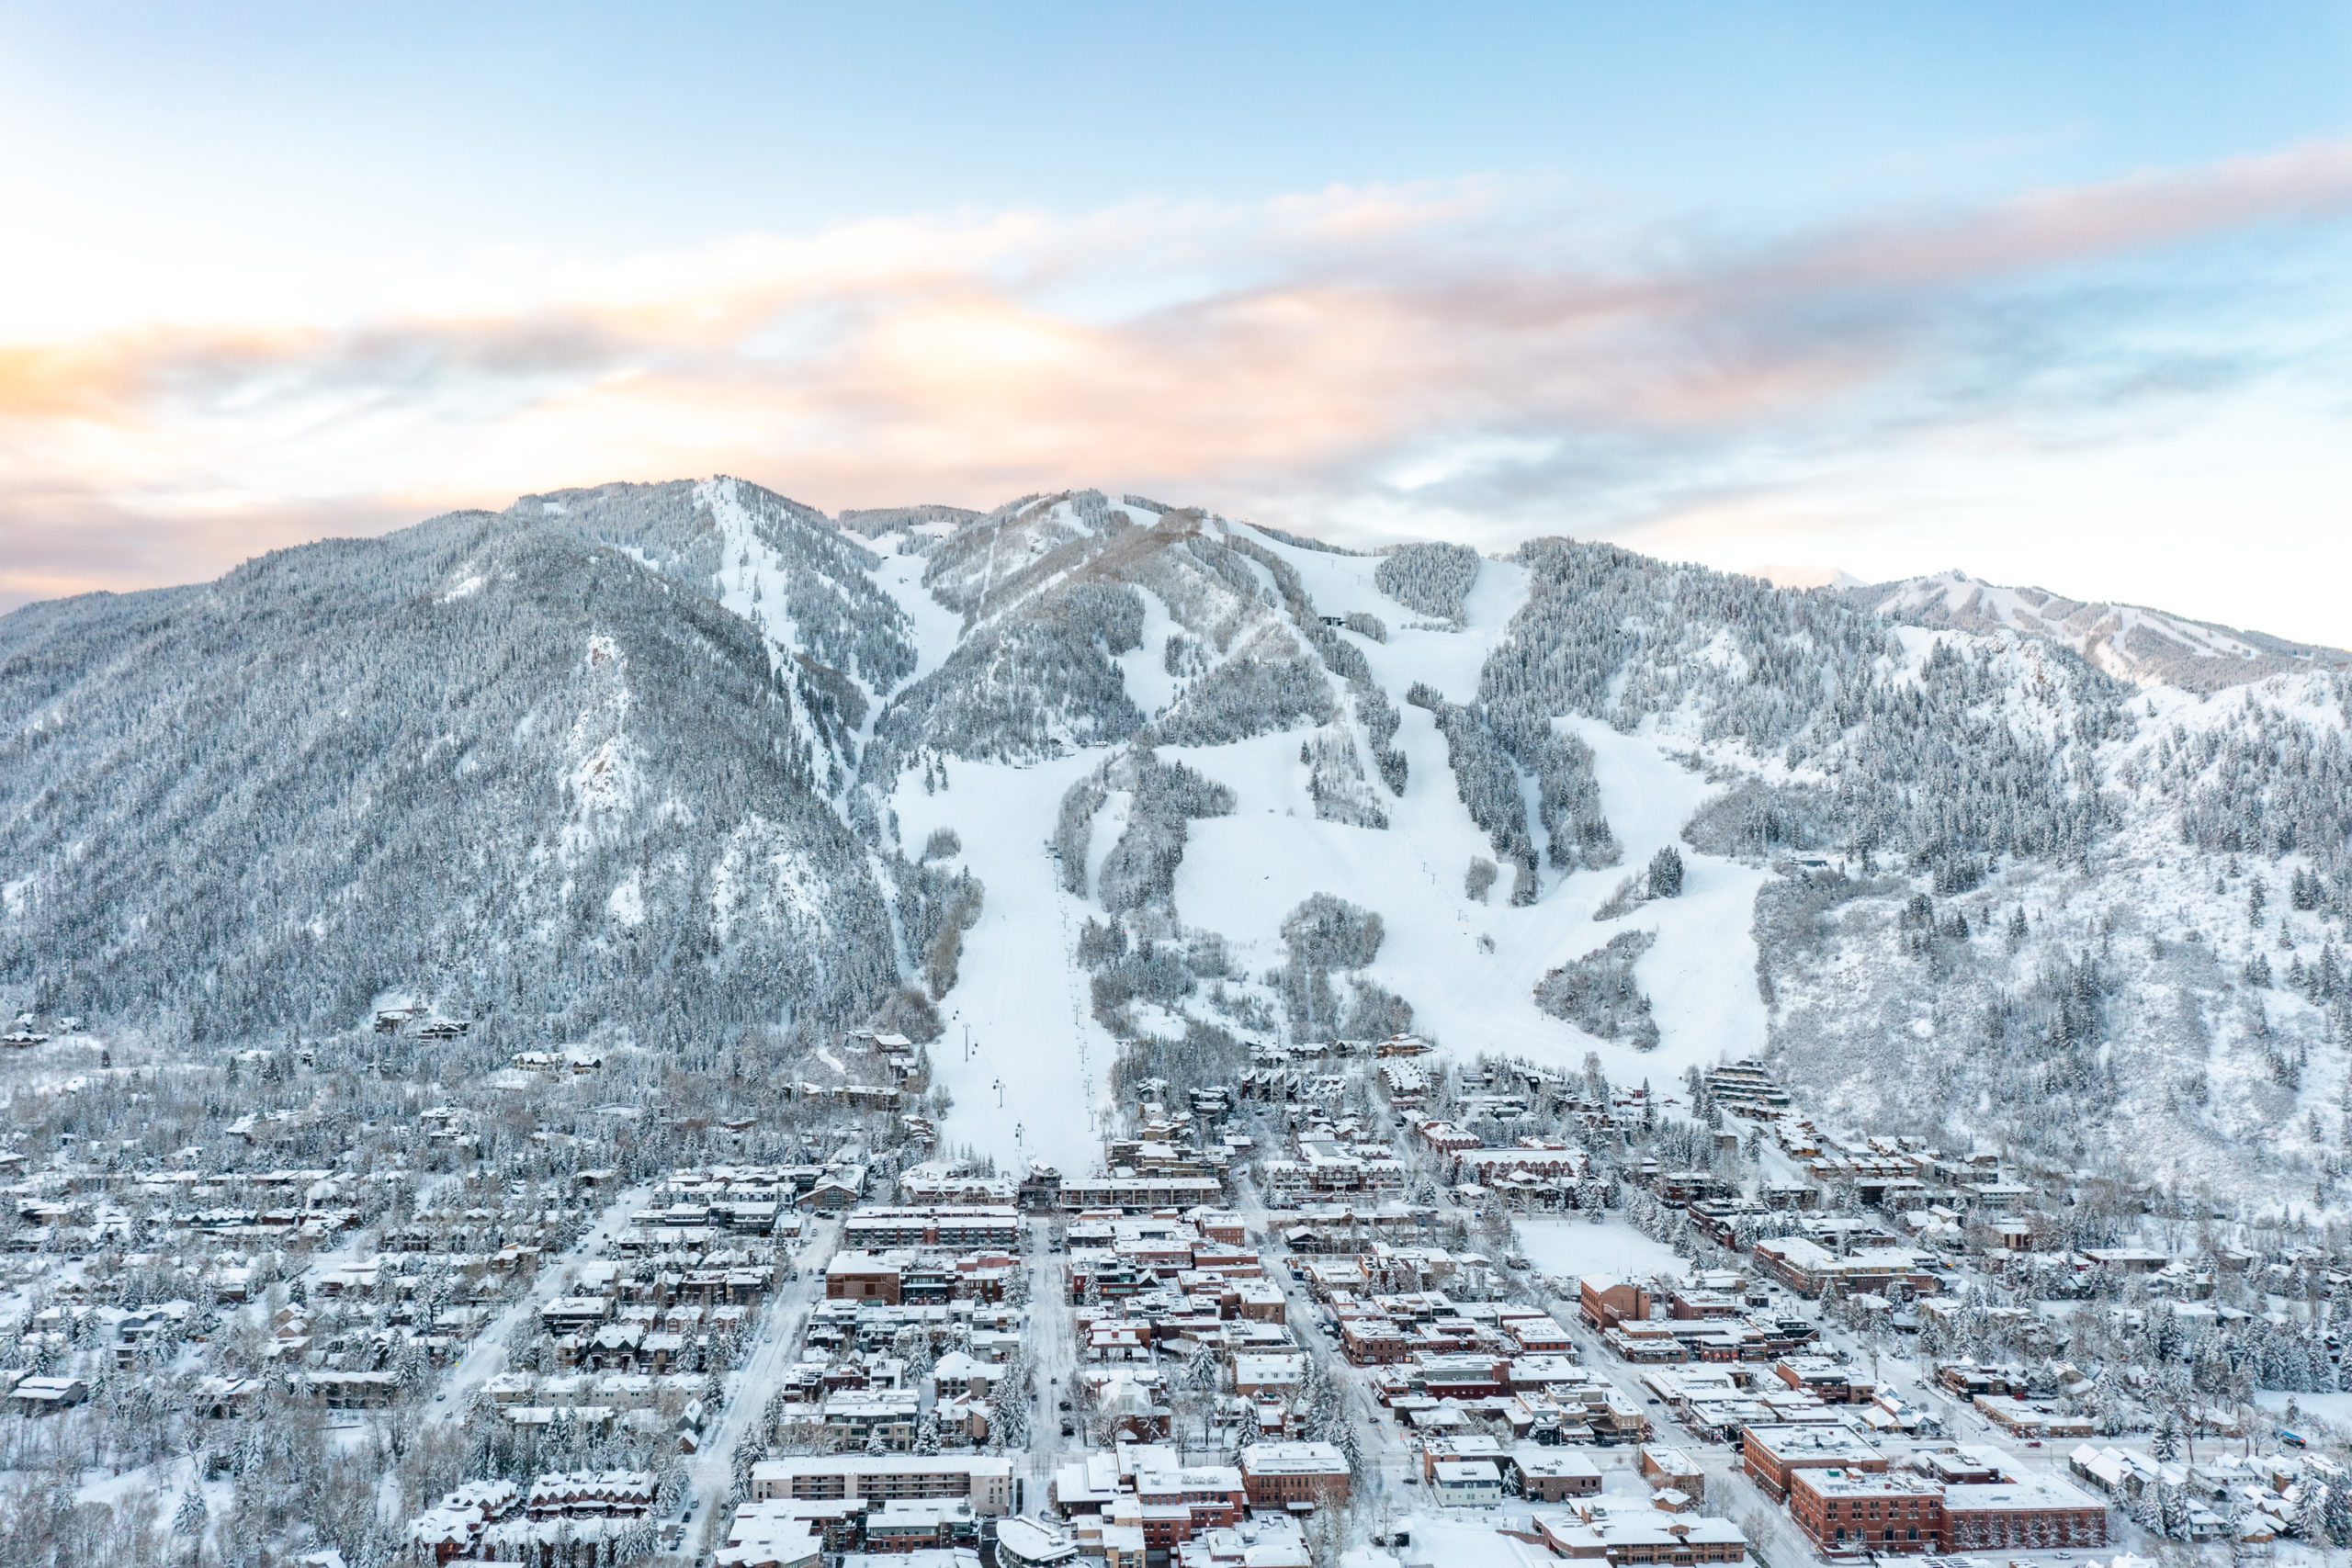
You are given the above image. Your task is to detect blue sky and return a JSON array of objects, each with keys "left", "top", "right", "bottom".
[{"left": 5, "top": 4, "right": 2351, "bottom": 638}]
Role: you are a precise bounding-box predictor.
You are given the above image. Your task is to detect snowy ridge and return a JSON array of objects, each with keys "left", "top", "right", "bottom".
[{"left": 1854, "top": 569, "right": 2350, "bottom": 691}]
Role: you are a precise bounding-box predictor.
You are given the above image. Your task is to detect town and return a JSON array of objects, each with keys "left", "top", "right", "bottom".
[{"left": 2, "top": 1008, "right": 2347, "bottom": 1568}]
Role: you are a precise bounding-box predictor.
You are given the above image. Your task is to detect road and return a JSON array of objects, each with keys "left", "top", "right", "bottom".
[
  {"left": 1014, "top": 1215, "right": 1078, "bottom": 1514},
  {"left": 423, "top": 1179, "right": 658, "bottom": 1432},
  {"left": 1229, "top": 1172, "right": 1419, "bottom": 1511},
  {"left": 673, "top": 1213, "right": 842, "bottom": 1560}
]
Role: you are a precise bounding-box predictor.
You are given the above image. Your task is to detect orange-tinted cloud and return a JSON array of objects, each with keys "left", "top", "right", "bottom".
[{"left": 4, "top": 144, "right": 2351, "bottom": 610}]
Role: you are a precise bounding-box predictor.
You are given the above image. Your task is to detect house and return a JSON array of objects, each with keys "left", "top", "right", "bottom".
[
  {"left": 289, "top": 1370, "right": 400, "bottom": 1408},
  {"left": 1638, "top": 1445, "right": 1704, "bottom": 1495},
  {"left": 1511, "top": 1448, "right": 1602, "bottom": 1501},
  {"left": 6, "top": 1375, "right": 89, "bottom": 1413},
  {"left": 1539, "top": 1506, "right": 1747, "bottom": 1564},
  {"left": 525, "top": 1469, "right": 654, "bottom": 1518},
  {"left": 193, "top": 1375, "right": 261, "bottom": 1419},
  {"left": 1430, "top": 1460, "right": 1504, "bottom": 1507},
  {"left": 863, "top": 1496, "right": 978, "bottom": 1552},
  {"left": 994, "top": 1517, "right": 1080, "bottom": 1568},
  {"left": 409, "top": 1481, "right": 522, "bottom": 1565},
  {"left": 1232, "top": 1354, "right": 1306, "bottom": 1399},
  {"left": 713, "top": 1502, "right": 824, "bottom": 1568},
  {"left": 798, "top": 1179, "right": 864, "bottom": 1213}
]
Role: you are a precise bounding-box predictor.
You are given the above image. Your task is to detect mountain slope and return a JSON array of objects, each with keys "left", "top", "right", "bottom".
[
  {"left": 0, "top": 502, "right": 935, "bottom": 1048},
  {"left": 6, "top": 481, "right": 2349, "bottom": 1206}
]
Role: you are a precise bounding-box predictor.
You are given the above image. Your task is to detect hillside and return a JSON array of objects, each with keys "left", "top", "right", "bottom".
[
  {"left": 0, "top": 496, "right": 951, "bottom": 1052},
  {"left": 4, "top": 481, "right": 2349, "bottom": 1205}
]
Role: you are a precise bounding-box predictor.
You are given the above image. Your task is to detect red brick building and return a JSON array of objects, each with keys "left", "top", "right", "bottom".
[
  {"left": 1741, "top": 1426, "right": 1887, "bottom": 1502},
  {"left": 824, "top": 1250, "right": 904, "bottom": 1304},
  {"left": 1940, "top": 1481, "right": 2108, "bottom": 1551},
  {"left": 1781, "top": 1462, "right": 2109, "bottom": 1557},
  {"left": 1237, "top": 1443, "right": 1351, "bottom": 1508},
  {"left": 1786, "top": 1468, "right": 1943, "bottom": 1555},
  {"left": 1111, "top": 1467, "right": 1245, "bottom": 1559},
  {"left": 1578, "top": 1275, "right": 1653, "bottom": 1331}
]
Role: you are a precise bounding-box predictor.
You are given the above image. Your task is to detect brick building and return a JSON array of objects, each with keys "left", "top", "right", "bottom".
[
  {"left": 1579, "top": 1275, "right": 1653, "bottom": 1331},
  {"left": 1237, "top": 1442, "right": 1351, "bottom": 1508},
  {"left": 1940, "top": 1478, "right": 2108, "bottom": 1551},
  {"left": 1786, "top": 1467, "right": 1943, "bottom": 1555},
  {"left": 1740, "top": 1425, "right": 1887, "bottom": 1502},
  {"left": 824, "top": 1250, "right": 905, "bottom": 1304}
]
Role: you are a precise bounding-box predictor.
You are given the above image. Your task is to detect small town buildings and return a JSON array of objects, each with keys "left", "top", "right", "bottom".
[{"left": 750, "top": 1457, "right": 1014, "bottom": 1517}]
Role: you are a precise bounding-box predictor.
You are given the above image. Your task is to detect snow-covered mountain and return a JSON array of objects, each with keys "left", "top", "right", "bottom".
[
  {"left": 1850, "top": 569, "right": 2350, "bottom": 691},
  {"left": 5, "top": 482, "right": 2349, "bottom": 1208}
]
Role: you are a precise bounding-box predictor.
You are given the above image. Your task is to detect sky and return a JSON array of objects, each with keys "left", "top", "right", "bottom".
[{"left": 5, "top": 3, "right": 2352, "bottom": 642}]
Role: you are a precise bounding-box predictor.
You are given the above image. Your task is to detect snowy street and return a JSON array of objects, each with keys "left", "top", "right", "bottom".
[
  {"left": 676, "top": 1214, "right": 842, "bottom": 1556},
  {"left": 424, "top": 1180, "right": 658, "bottom": 1432}
]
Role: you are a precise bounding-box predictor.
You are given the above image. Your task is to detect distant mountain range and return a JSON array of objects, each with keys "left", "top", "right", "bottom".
[{"left": 1849, "top": 569, "right": 2350, "bottom": 691}]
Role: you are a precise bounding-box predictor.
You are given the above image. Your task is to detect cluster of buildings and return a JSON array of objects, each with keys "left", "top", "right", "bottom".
[
  {"left": 1745, "top": 1432, "right": 2106, "bottom": 1555},
  {"left": 409, "top": 1472, "right": 659, "bottom": 1563},
  {"left": 717, "top": 1455, "right": 1015, "bottom": 1566},
  {"left": 524, "top": 1185, "right": 801, "bottom": 1399},
  {"left": 1040, "top": 1440, "right": 1337, "bottom": 1567},
  {"left": 2068, "top": 1441, "right": 2348, "bottom": 1543}
]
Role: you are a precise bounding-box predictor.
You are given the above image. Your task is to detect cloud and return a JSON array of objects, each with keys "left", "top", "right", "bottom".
[
  {"left": 5, "top": 142, "right": 2352, "bottom": 624},
  {"left": 1763, "top": 137, "right": 2352, "bottom": 294}
]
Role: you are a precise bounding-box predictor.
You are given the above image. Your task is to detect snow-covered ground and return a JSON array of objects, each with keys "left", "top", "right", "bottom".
[
  {"left": 1512, "top": 1217, "right": 1691, "bottom": 1285},
  {"left": 1169, "top": 715, "right": 1758, "bottom": 1085},
  {"left": 2255, "top": 1389, "right": 2352, "bottom": 1436},
  {"left": 857, "top": 505, "right": 2348, "bottom": 1205},
  {"left": 876, "top": 517, "right": 1774, "bottom": 1168},
  {"left": 1342, "top": 1515, "right": 1564, "bottom": 1568},
  {"left": 889, "top": 752, "right": 1121, "bottom": 1176}
]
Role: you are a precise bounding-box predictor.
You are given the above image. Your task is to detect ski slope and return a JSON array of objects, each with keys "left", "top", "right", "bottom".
[
  {"left": 889, "top": 752, "right": 1120, "bottom": 1177},
  {"left": 869, "top": 514, "right": 1772, "bottom": 1169}
]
